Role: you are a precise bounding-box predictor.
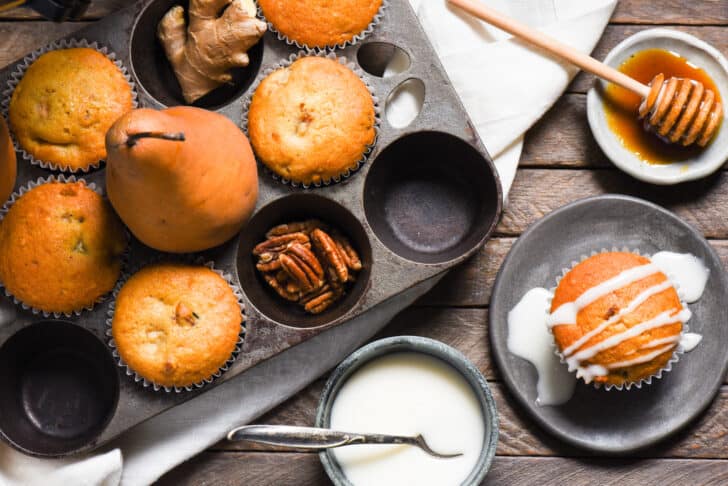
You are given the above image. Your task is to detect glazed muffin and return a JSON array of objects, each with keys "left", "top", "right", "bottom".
[
  {"left": 248, "top": 56, "right": 376, "bottom": 185},
  {"left": 259, "top": 0, "right": 382, "bottom": 48},
  {"left": 0, "top": 181, "right": 126, "bottom": 314},
  {"left": 8, "top": 47, "right": 133, "bottom": 171},
  {"left": 112, "top": 264, "right": 242, "bottom": 388},
  {"left": 549, "top": 252, "right": 689, "bottom": 387}
]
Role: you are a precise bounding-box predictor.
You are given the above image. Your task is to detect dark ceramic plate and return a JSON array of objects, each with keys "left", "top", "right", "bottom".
[{"left": 489, "top": 194, "right": 728, "bottom": 454}]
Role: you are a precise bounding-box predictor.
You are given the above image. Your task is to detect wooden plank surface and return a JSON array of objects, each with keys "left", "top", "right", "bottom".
[
  {"left": 1, "top": 0, "right": 726, "bottom": 484},
  {"left": 157, "top": 453, "right": 728, "bottom": 486}
]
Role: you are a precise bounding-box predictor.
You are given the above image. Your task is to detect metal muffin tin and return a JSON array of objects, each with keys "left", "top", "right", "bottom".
[{"left": 0, "top": 0, "right": 502, "bottom": 456}]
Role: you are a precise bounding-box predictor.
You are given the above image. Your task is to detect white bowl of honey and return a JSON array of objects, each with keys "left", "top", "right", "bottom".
[{"left": 587, "top": 28, "right": 728, "bottom": 185}]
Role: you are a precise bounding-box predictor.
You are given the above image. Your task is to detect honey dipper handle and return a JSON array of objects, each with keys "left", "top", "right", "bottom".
[{"left": 447, "top": 0, "right": 651, "bottom": 98}]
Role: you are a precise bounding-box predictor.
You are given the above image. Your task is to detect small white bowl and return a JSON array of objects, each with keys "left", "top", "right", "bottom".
[{"left": 587, "top": 28, "right": 728, "bottom": 185}]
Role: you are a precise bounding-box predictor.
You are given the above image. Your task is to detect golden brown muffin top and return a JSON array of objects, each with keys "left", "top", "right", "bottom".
[
  {"left": 8, "top": 47, "right": 133, "bottom": 171},
  {"left": 0, "top": 181, "right": 126, "bottom": 314},
  {"left": 112, "top": 264, "right": 242, "bottom": 388},
  {"left": 248, "top": 56, "right": 376, "bottom": 185},
  {"left": 550, "top": 252, "right": 685, "bottom": 387},
  {"left": 259, "top": 0, "right": 382, "bottom": 48}
]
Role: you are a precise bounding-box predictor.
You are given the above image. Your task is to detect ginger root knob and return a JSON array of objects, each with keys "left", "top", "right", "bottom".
[{"left": 157, "top": 0, "right": 266, "bottom": 104}]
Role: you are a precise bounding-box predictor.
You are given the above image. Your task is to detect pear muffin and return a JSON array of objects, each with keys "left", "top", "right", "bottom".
[
  {"left": 8, "top": 47, "right": 133, "bottom": 171},
  {"left": 259, "top": 0, "right": 382, "bottom": 48},
  {"left": 112, "top": 264, "right": 242, "bottom": 389},
  {"left": 248, "top": 56, "right": 376, "bottom": 185},
  {"left": 0, "top": 181, "right": 126, "bottom": 314},
  {"left": 549, "top": 252, "right": 689, "bottom": 387}
]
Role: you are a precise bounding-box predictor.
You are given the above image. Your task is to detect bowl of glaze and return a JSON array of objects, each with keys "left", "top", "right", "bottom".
[
  {"left": 316, "top": 336, "right": 498, "bottom": 486},
  {"left": 587, "top": 28, "right": 728, "bottom": 185}
]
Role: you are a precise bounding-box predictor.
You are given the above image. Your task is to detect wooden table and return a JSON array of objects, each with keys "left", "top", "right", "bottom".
[{"left": 2, "top": 1, "right": 728, "bottom": 484}]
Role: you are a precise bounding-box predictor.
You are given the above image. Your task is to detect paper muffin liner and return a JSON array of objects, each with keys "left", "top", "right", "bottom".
[
  {"left": 257, "top": 0, "right": 387, "bottom": 52},
  {"left": 0, "top": 175, "right": 130, "bottom": 318},
  {"left": 0, "top": 38, "right": 139, "bottom": 174},
  {"left": 547, "top": 247, "right": 687, "bottom": 391},
  {"left": 241, "top": 50, "right": 381, "bottom": 188},
  {"left": 105, "top": 256, "right": 246, "bottom": 393}
]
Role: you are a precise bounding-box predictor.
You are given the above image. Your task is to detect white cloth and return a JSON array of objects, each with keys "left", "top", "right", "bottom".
[{"left": 0, "top": 1, "right": 616, "bottom": 484}]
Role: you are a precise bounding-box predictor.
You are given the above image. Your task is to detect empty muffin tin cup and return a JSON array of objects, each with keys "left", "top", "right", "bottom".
[
  {"left": 129, "top": 0, "right": 264, "bottom": 109},
  {"left": 316, "top": 336, "right": 499, "bottom": 485},
  {"left": 364, "top": 131, "right": 501, "bottom": 264},
  {"left": 237, "top": 193, "right": 372, "bottom": 329},
  {"left": 0, "top": 321, "right": 119, "bottom": 457}
]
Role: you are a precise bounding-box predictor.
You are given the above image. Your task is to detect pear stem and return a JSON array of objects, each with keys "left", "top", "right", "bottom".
[{"left": 124, "top": 131, "right": 186, "bottom": 147}]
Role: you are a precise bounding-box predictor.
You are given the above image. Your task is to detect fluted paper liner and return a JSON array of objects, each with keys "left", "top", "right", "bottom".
[
  {"left": 105, "top": 257, "right": 246, "bottom": 393},
  {"left": 241, "top": 50, "right": 381, "bottom": 188},
  {"left": 1, "top": 38, "right": 139, "bottom": 173},
  {"left": 257, "top": 0, "right": 387, "bottom": 51},
  {"left": 547, "top": 247, "right": 689, "bottom": 391},
  {"left": 0, "top": 175, "right": 129, "bottom": 318}
]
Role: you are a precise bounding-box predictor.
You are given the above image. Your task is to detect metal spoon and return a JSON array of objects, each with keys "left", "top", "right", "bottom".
[{"left": 227, "top": 425, "right": 463, "bottom": 459}]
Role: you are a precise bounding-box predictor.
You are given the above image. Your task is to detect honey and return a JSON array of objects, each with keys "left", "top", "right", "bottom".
[{"left": 603, "top": 48, "right": 722, "bottom": 165}]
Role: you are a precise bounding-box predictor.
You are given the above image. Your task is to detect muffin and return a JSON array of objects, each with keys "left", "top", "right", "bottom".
[
  {"left": 8, "top": 47, "right": 133, "bottom": 171},
  {"left": 0, "top": 181, "right": 127, "bottom": 314},
  {"left": 248, "top": 56, "right": 376, "bottom": 185},
  {"left": 259, "top": 0, "right": 382, "bottom": 48},
  {"left": 549, "top": 252, "right": 689, "bottom": 387},
  {"left": 112, "top": 263, "right": 242, "bottom": 389}
]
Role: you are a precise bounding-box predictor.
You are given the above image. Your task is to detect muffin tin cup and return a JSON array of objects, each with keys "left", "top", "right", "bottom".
[
  {"left": 0, "top": 174, "right": 130, "bottom": 319},
  {"left": 0, "top": 38, "right": 139, "bottom": 174},
  {"left": 0, "top": 0, "right": 503, "bottom": 456},
  {"left": 241, "top": 50, "right": 381, "bottom": 188},
  {"left": 105, "top": 257, "right": 246, "bottom": 393},
  {"left": 547, "top": 247, "right": 686, "bottom": 391},
  {"left": 257, "top": 0, "right": 388, "bottom": 52}
]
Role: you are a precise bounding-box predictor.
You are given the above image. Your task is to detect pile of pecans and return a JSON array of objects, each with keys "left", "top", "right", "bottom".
[{"left": 253, "top": 220, "right": 362, "bottom": 314}]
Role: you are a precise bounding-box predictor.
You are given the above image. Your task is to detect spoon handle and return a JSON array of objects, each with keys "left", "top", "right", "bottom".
[{"left": 227, "top": 424, "right": 413, "bottom": 451}]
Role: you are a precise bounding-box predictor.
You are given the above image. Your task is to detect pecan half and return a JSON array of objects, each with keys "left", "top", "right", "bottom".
[
  {"left": 311, "top": 228, "right": 348, "bottom": 284},
  {"left": 253, "top": 232, "right": 309, "bottom": 256},
  {"left": 266, "top": 220, "right": 325, "bottom": 238}
]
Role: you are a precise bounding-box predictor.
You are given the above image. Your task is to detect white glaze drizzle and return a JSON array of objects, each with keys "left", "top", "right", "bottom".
[
  {"left": 680, "top": 332, "right": 703, "bottom": 352},
  {"left": 561, "top": 280, "right": 673, "bottom": 357},
  {"left": 567, "top": 308, "right": 691, "bottom": 366},
  {"left": 547, "top": 263, "right": 659, "bottom": 327},
  {"left": 507, "top": 288, "right": 576, "bottom": 406},
  {"left": 506, "top": 251, "right": 708, "bottom": 401},
  {"left": 651, "top": 252, "right": 710, "bottom": 303},
  {"left": 605, "top": 343, "right": 677, "bottom": 370}
]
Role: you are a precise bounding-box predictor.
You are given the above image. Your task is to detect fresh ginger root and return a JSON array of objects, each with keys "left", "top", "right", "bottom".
[{"left": 158, "top": 0, "right": 266, "bottom": 104}]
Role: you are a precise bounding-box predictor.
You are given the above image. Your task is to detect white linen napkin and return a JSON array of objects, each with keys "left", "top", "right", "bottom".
[{"left": 0, "top": 1, "right": 616, "bottom": 484}]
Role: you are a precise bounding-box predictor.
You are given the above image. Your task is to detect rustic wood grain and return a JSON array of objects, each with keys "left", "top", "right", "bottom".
[
  {"left": 421, "top": 239, "right": 728, "bottom": 307},
  {"left": 0, "top": 22, "right": 86, "bottom": 66},
  {"left": 612, "top": 0, "right": 728, "bottom": 25},
  {"left": 1, "top": 1, "right": 725, "bottom": 484},
  {"left": 156, "top": 453, "right": 728, "bottom": 485},
  {"left": 0, "top": 0, "right": 129, "bottom": 20},
  {"left": 498, "top": 169, "right": 728, "bottom": 238}
]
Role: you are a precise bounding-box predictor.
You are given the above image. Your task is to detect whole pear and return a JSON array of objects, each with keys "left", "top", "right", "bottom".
[{"left": 105, "top": 107, "right": 258, "bottom": 253}]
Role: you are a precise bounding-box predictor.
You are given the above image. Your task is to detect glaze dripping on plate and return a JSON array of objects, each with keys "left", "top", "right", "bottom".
[{"left": 506, "top": 251, "right": 708, "bottom": 407}]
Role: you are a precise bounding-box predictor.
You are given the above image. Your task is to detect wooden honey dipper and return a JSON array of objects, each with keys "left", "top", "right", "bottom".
[{"left": 448, "top": 0, "right": 724, "bottom": 147}]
